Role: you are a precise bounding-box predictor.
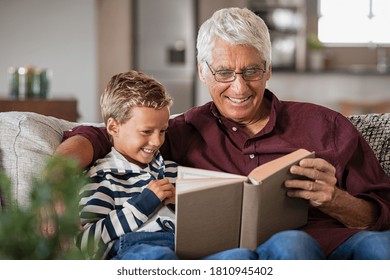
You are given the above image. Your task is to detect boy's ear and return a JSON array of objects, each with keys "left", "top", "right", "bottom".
[{"left": 106, "top": 117, "right": 119, "bottom": 136}]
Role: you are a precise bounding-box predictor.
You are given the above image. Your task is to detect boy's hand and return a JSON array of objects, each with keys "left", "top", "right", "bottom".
[
  {"left": 163, "top": 187, "right": 176, "bottom": 205},
  {"left": 147, "top": 178, "right": 175, "bottom": 202}
]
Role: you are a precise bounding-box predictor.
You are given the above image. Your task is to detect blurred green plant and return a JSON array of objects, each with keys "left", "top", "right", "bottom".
[
  {"left": 0, "top": 155, "right": 87, "bottom": 259},
  {"left": 307, "top": 33, "right": 323, "bottom": 51}
]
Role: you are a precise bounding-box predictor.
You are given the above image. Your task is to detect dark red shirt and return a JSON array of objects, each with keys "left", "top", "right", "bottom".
[{"left": 64, "top": 89, "right": 390, "bottom": 256}]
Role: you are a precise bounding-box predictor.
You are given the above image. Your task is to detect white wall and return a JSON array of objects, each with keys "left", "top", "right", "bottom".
[{"left": 0, "top": 0, "right": 98, "bottom": 122}]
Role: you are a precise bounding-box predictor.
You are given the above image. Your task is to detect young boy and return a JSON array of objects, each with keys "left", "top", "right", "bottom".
[{"left": 76, "top": 71, "right": 178, "bottom": 260}]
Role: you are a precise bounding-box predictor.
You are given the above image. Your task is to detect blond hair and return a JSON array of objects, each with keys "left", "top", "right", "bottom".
[{"left": 100, "top": 70, "right": 172, "bottom": 124}]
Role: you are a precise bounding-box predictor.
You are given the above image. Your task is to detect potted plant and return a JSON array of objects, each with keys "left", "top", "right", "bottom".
[
  {"left": 0, "top": 155, "right": 87, "bottom": 259},
  {"left": 307, "top": 33, "right": 325, "bottom": 71}
]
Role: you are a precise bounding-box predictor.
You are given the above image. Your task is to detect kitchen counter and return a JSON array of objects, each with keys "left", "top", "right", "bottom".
[
  {"left": 267, "top": 71, "right": 390, "bottom": 115},
  {"left": 195, "top": 69, "right": 390, "bottom": 115}
]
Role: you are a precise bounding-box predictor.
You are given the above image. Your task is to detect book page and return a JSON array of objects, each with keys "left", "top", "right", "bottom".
[
  {"left": 176, "top": 178, "right": 247, "bottom": 193},
  {"left": 177, "top": 166, "right": 246, "bottom": 180}
]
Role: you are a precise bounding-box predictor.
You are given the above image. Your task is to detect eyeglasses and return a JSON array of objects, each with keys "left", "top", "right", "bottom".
[{"left": 205, "top": 61, "right": 266, "bottom": 83}]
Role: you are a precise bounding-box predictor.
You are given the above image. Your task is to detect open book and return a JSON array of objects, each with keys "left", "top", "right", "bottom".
[{"left": 174, "top": 148, "right": 314, "bottom": 259}]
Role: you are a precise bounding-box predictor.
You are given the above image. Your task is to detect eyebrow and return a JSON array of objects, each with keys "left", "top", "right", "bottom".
[{"left": 214, "top": 64, "right": 265, "bottom": 71}]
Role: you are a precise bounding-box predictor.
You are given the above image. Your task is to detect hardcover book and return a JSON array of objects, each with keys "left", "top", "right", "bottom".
[{"left": 174, "top": 148, "right": 314, "bottom": 259}]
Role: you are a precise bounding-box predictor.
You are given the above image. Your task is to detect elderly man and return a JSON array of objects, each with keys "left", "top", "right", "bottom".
[{"left": 57, "top": 7, "right": 390, "bottom": 259}]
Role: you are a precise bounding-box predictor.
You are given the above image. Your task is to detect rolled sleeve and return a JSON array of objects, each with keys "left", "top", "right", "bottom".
[{"left": 63, "top": 125, "right": 111, "bottom": 163}]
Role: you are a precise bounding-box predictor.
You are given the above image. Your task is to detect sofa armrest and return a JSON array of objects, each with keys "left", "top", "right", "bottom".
[
  {"left": 0, "top": 111, "right": 102, "bottom": 207},
  {"left": 347, "top": 113, "right": 390, "bottom": 177}
]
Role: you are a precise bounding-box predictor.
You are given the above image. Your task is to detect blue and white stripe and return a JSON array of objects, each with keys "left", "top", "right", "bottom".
[{"left": 77, "top": 147, "right": 178, "bottom": 259}]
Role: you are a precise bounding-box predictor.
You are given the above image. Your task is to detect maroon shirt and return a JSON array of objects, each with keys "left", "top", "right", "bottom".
[{"left": 64, "top": 89, "right": 390, "bottom": 256}]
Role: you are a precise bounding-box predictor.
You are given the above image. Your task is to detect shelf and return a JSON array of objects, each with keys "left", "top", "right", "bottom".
[{"left": 0, "top": 98, "right": 80, "bottom": 122}]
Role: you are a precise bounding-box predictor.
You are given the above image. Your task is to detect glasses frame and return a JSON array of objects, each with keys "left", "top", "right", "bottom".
[{"left": 205, "top": 61, "right": 266, "bottom": 83}]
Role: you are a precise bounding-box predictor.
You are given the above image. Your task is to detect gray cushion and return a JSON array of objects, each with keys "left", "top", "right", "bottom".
[
  {"left": 0, "top": 112, "right": 79, "bottom": 206},
  {"left": 347, "top": 113, "right": 390, "bottom": 177}
]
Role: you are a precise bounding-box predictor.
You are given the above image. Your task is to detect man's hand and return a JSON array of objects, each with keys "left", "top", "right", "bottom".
[
  {"left": 285, "top": 157, "right": 378, "bottom": 228},
  {"left": 285, "top": 157, "right": 337, "bottom": 207}
]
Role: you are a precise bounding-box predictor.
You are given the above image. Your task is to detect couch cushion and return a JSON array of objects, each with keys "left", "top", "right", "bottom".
[
  {"left": 0, "top": 112, "right": 81, "bottom": 207},
  {"left": 347, "top": 113, "right": 390, "bottom": 177}
]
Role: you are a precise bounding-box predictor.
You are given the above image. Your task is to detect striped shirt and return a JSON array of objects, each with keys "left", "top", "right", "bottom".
[{"left": 76, "top": 147, "right": 178, "bottom": 259}]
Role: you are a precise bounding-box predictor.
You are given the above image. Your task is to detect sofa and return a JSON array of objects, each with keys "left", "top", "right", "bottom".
[
  {"left": 0, "top": 111, "right": 101, "bottom": 207},
  {"left": 0, "top": 111, "right": 389, "bottom": 208}
]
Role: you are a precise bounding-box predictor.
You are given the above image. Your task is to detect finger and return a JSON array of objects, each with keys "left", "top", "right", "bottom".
[
  {"left": 286, "top": 180, "right": 334, "bottom": 207},
  {"left": 299, "top": 158, "right": 336, "bottom": 175},
  {"left": 287, "top": 189, "right": 329, "bottom": 207},
  {"left": 285, "top": 177, "right": 317, "bottom": 191},
  {"left": 163, "top": 196, "right": 176, "bottom": 205},
  {"left": 148, "top": 178, "right": 170, "bottom": 186},
  {"left": 147, "top": 181, "right": 170, "bottom": 191},
  {"left": 290, "top": 165, "right": 337, "bottom": 186},
  {"left": 156, "top": 178, "right": 170, "bottom": 185},
  {"left": 158, "top": 183, "right": 175, "bottom": 192}
]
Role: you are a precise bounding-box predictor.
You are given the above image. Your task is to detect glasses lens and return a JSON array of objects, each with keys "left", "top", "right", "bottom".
[
  {"left": 208, "top": 60, "right": 266, "bottom": 83},
  {"left": 243, "top": 68, "right": 264, "bottom": 81},
  {"left": 215, "top": 70, "right": 235, "bottom": 82}
]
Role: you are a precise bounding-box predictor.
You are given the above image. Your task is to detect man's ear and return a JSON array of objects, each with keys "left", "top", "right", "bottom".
[
  {"left": 265, "top": 64, "right": 272, "bottom": 81},
  {"left": 106, "top": 117, "right": 119, "bottom": 136},
  {"left": 198, "top": 64, "right": 207, "bottom": 83}
]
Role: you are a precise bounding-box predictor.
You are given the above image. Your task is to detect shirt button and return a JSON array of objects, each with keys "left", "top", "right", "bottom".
[
  {"left": 232, "top": 126, "right": 238, "bottom": 131},
  {"left": 249, "top": 154, "right": 255, "bottom": 159}
]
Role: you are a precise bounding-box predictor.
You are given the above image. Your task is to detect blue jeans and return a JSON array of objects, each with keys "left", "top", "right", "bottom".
[
  {"left": 110, "top": 232, "right": 178, "bottom": 260},
  {"left": 109, "top": 231, "right": 257, "bottom": 260},
  {"left": 202, "top": 248, "right": 257, "bottom": 260},
  {"left": 256, "top": 230, "right": 325, "bottom": 259},
  {"left": 255, "top": 230, "right": 390, "bottom": 260},
  {"left": 328, "top": 230, "right": 390, "bottom": 260}
]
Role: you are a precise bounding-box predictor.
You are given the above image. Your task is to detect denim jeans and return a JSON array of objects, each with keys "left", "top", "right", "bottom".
[
  {"left": 109, "top": 231, "right": 257, "bottom": 260},
  {"left": 256, "top": 230, "right": 325, "bottom": 259},
  {"left": 328, "top": 230, "right": 390, "bottom": 260},
  {"left": 110, "top": 232, "right": 178, "bottom": 260},
  {"left": 256, "top": 230, "right": 390, "bottom": 260},
  {"left": 110, "top": 229, "right": 390, "bottom": 260},
  {"left": 202, "top": 248, "right": 258, "bottom": 260}
]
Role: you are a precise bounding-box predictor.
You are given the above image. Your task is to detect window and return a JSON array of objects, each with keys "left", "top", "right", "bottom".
[{"left": 318, "top": 0, "right": 390, "bottom": 44}]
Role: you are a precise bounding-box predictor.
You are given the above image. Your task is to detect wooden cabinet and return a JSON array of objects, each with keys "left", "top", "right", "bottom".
[
  {"left": 338, "top": 100, "right": 390, "bottom": 116},
  {"left": 0, "top": 98, "right": 79, "bottom": 122}
]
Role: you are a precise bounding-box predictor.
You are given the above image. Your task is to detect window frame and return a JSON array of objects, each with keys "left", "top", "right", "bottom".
[{"left": 317, "top": 0, "right": 390, "bottom": 47}]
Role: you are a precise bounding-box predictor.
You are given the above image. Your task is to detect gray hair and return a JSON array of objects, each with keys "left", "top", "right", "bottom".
[{"left": 196, "top": 7, "right": 271, "bottom": 73}]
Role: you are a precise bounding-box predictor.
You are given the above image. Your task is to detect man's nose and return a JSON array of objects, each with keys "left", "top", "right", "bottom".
[{"left": 230, "top": 74, "right": 249, "bottom": 93}]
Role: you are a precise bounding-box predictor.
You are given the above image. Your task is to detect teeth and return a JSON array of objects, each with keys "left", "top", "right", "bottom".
[
  {"left": 142, "top": 148, "right": 155, "bottom": 153},
  {"left": 228, "top": 96, "right": 250, "bottom": 103}
]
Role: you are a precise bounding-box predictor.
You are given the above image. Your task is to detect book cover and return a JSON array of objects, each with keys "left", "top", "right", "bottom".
[{"left": 175, "top": 148, "right": 314, "bottom": 259}]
